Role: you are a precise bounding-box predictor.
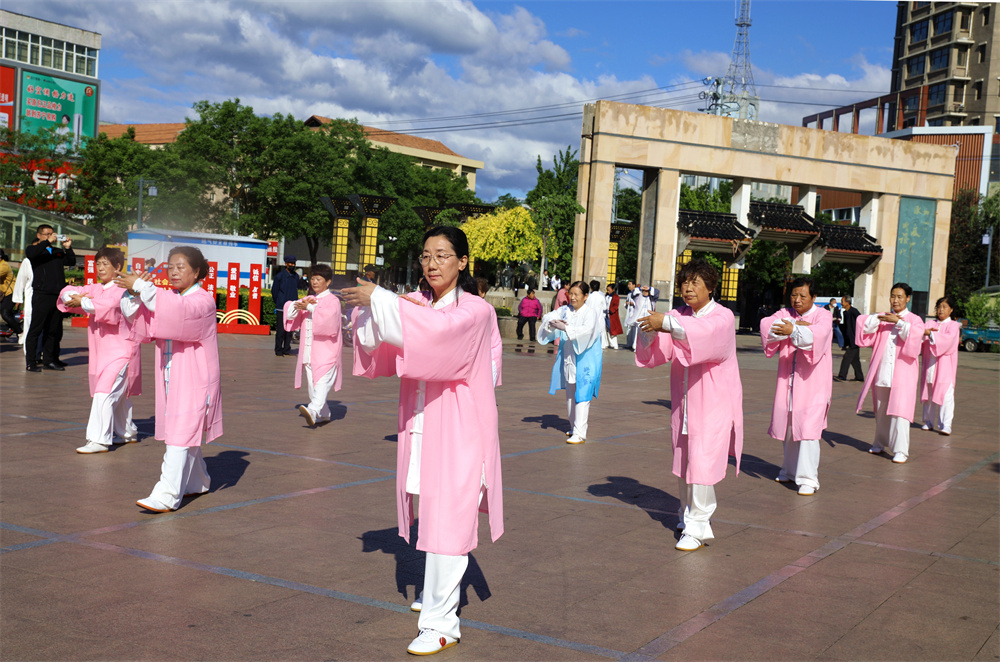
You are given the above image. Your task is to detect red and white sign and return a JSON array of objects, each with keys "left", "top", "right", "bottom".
[
  {"left": 84, "top": 255, "right": 95, "bottom": 286},
  {"left": 249, "top": 263, "right": 262, "bottom": 321},
  {"left": 226, "top": 263, "right": 240, "bottom": 312},
  {"left": 267, "top": 240, "right": 278, "bottom": 258},
  {"left": 131, "top": 257, "right": 144, "bottom": 275},
  {"left": 203, "top": 261, "right": 218, "bottom": 293},
  {"left": 0, "top": 66, "right": 14, "bottom": 130}
]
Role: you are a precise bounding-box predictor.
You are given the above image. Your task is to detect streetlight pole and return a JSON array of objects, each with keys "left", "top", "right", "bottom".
[{"left": 137, "top": 177, "right": 157, "bottom": 229}]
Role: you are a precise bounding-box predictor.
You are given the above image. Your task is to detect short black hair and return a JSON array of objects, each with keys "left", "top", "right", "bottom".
[
  {"left": 677, "top": 259, "right": 719, "bottom": 293},
  {"left": 166, "top": 246, "right": 210, "bottom": 279},
  {"left": 589, "top": 279, "right": 601, "bottom": 292},
  {"left": 890, "top": 282, "right": 913, "bottom": 297},
  {"left": 936, "top": 295, "right": 957, "bottom": 316},
  {"left": 95, "top": 246, "right": 125, "bottom": 270},
  {"left": 570, "top": 280, "right": 590, "bottom": 296},
  {"left": 36, "top": 224, "right": 54, "bottom": 234},
  {"left": 310, "top": 264, "right": 334, "bottom": 281},
  {"left": 789, "top": 276, "right": 816, "bottom": 296}
]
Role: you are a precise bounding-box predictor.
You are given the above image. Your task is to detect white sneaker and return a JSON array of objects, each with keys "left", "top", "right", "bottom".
[
  {"left": 566, "top": 435, "right": 585, "bottom": 444},
  {"left": 314, "top": 415, "right": 331, "bottom": 425},
  {"left": 136, "top": 497, "right": 173, "bottom": 513},
  {"left": 298, "top": 405, "right": 315, "bottom": 426},
  {"left": 406, "top": 629, "right": 458, "bottom": 655},
  {"left": 675, "top": 534, "right": 703, "bottom": 551},
  {"left": 892, "top": 452, "right": 907, "bottom": 464},
  {"left": 774, "top": 475, "right": 793, "bottom": 483},
  {"left": 112, "top": 434, "right": 139, "bottom": 445},
  {"left": 76, "top": 441, "right": 110, "bottom": 454},
  {"left": 797, "top": 485, "right": 816, "bottom": 496},
  {"left": 868, "top": 445, "right": 884, "bottom": 455},
  {"left": 410, "top": 593, "right": 422, "bottom": 612},
  {"left": 920, "top": 424, "right": 931, "bottom": 431}
]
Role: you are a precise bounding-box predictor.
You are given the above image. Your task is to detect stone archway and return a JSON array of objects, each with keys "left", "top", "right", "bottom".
[{"left": 573, "top": 101, "right": 957, "bottom": 315}]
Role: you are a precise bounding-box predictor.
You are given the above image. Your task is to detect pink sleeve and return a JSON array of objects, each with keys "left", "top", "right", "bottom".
[
  {"left": 149, "top": 290, "right": 217, "bottom": 342},
  {"left": 856, "top": 315, "right": 877, "bottom": 348},
  {"left": 928, "top": 321, "right": 961, "bottom": 358},
  {"left": 799, "top": 309, "right": 833, "bottom": 365},
  {"left": 351, "top": 306, "right": 400, "bottom": 379},
  {"left": 759, "top": 312, "right": 784, "bottom": 358},
  {"left": 56, "top": 285, "right": 86, "bottom": 313},
  {"left": 87, "top": 290, "right": 125, "bottom": 325},
  {"left": 898, "top": 314, "right": 924, "bottom": 360},
  {"left": 283, "top": 300, "right": 305, "bottom": 332},
  {"left": 395, "top": 298, "right": 485, "bottom": 382},
  {"left": 635, "top": 331, "right": 675, "bottom": 368},
  {"left": 671, "top": 309, "right": 735, "bottom": 367},
  {"left": 311, "top": 297, "right": 341, "bottom": 342}
]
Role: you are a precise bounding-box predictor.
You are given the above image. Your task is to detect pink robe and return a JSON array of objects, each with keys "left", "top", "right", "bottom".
[
  {"left": 635, "top": 304, "right": 743, "bottom": 485},
  {"left": 920, "top": 318, "right": 960, "bottom": 405},
  {"left": 759, "top": 306, "right": 832, "bottom": 441},
  {"left": 855, "top": 309, "right": 925, "bottom": 421},
  {"left": 58, "top": 283, "right": 142, "bottom": 397},
  {"left": 352, "top": 290, "right": 503, "bottom": 556},
  {"left": 130, "top": 287, "right": 223, "bottom": 447},
  {"left": 284, "top": 295, "right": 343, "bottom": 391}
]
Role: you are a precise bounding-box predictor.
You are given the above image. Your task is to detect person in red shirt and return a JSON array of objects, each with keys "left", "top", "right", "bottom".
[{"left": 516, "top": 288, "right": 543, "bottom": 341}]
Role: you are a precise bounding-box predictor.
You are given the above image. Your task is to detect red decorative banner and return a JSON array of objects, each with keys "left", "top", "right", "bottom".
[
  {"left": 249, "top": 263, "right": 262, "bottom": 322},
  {"left": 84, "top": 255, "right": 95, "bottom": 285},
  {"left": 131, "top": 257, "right": 144, "bottom": 275},
  {"left": 226, "top": 262, "right": 239, "bottom": 312},
  {"left": 267, "top": 240, "right": 278, "bottom": 258},
  {"left": 203, "top": 261, "right": 217, "bottom": 293}
]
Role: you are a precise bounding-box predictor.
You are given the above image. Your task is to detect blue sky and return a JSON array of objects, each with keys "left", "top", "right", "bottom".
[{"left": 8, "top": 0, "right": 899, "bottom": 200}]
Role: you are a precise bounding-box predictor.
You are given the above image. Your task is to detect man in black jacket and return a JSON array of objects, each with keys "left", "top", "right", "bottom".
[
  {"left": 271, "top": 255, "right": 300, "bottom": 356},
  {"left": 24, "top": 225, "right": 75, "bottom": 372},
  {"left": 835, "top": 295, "right": 864, "bottom": 382}
]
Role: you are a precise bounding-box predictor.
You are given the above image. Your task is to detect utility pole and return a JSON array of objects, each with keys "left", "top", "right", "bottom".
[{"left": 721, "top": 0, "right": 759, "bottom": 121}]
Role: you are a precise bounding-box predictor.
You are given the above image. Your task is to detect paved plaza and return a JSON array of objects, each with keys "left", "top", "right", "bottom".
[{"left": 1, "top": 327, "right": 998, "bottom": 661}]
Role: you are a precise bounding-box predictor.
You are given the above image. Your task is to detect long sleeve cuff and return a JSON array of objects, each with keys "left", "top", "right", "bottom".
[
  {"left": 863, "top": 315, "right": 880, "bottom": 333},
  {"left": 790, "top": 324, "right": 814, "bottom": 350},
  {"left": 895, "top": 319, "right": 910, "bottom": 341},
  {"left": 662, "top": 314, "right": 687, "bottom": 341},
  {"left": 134, "top": 278, "right": 157, "bottom": 312},
  {"left": 355, "top": 286, "right": 404, "bottom": 350},
  {"left": 80, "top": 297, "right": 95, "bottom": 314}
]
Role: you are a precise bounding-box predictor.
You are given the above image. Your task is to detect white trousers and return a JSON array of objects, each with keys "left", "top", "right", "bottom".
[
  {"left": 922, "top": 385, "right": 955, "bottom": 433},
  {"left": 85, "top": 364, "right": 136, "bottom": 446},
  {"left": 565, "top": 383, "right": 590, "bottom": 439},
  {"left": 147, "top": 444, "right": 211, "bottom": 510},
  {"left": 417, "top": 552, "right": 468, "bottom": 640},
  {"left": 676, "top": 475, "right": 716, "bottom": 542},
  {"left": 872, "top": 386, "right": 910, "bottom": 458},
  {"left": 778, "top": 431, "right": 821, "bottom": 490},
  {"left": 303, "top": 365, "right": 337, "bottom": 421},
  {"left": 624, "top": 323, "right": 638, "bottom": 350}
]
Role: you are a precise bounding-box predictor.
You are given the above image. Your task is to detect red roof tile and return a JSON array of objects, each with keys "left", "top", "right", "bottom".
[
  {"left": 305, "top": 115, "right": 464, "bottom": 159},
  {"left": 98, "top": 123, "right": 186, "bottom": 144}
]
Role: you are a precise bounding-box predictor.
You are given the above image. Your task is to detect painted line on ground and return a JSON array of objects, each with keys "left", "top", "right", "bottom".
[{"left": 618, "top": 450, "right": 1000, "bottom": 660}]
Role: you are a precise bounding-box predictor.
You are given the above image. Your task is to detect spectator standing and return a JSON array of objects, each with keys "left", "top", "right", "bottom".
[
  {"left": 826, "top": 298, "right": 844, "bottom": 348},
  {"left": 24, "top": 225, "right": 75, "bottom": 372},
  {"left": 0, "top": 249, "right": 21, "bottom": 342},
  {"left": 605, "top": 283, "right": 622, "bottom": 350},
  {"left": 516, "top": 288, "right": 543, "bottom": 341},
  {"left": 835, "top": 296, "right": 864, "bottom": 381},
  {"left": 271, "top": 255, "right": 300, "bottom": 356}
]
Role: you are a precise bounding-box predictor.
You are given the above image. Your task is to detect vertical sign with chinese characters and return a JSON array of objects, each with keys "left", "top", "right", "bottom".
[
  {"left": 84, "top": 255, "right": 96, "bottom": 286},
  {"left": 0, "top": 66, "right": 14, "bottom": 130},
  {"left": 203, "top": 262, "right": 218, "bottom": 293},
  {"left": 249, "top": 264, "right": 262, "bottom": 322},
  {"left": 131, "top": 257, "right": 144, "bottom": 275},
  {"left": 226, "top": 263, "right": 240, "bottom": 313}
]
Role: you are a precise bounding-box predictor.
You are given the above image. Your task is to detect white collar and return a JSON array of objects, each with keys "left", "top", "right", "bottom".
[
  {"left": 315, "top": 289, "right": 331, "bottom": 299},
  {"left": 102, "top": 280, "right": 116, "bottom": 290},
  {"left": 691, "top": 299, "right": 717, "bottom": 318},
  {"left": 432, "top": 286, "right": 461, "bottom": 309}
]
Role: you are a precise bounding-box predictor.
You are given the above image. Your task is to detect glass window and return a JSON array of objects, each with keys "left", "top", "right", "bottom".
[
  {"left": 934, "top": 11, "right": 953, "bottom": 35},
  {"left": 41, "top": 47, "right": 52, "bottom": 68},
  {"left": 41, "top": 37, "right": 52, "bottom": 47},
  {"left": 53, "top": 40, "right": 64, "bottom": 50},
  {"left": 86, "top": 58, "right": 95, "bottom": 77},
  {"left": 975, "top": 81, "right": 983, "bottom": 100},
  {"left": 928, "top": 83, "right": 947, "bottom": 106},
  {"left": 3, "top": 40, "right": 14, "bottom": 60},
  {"left": 75, "top": 56, "right": 86, "bottom": 75},
  {"left": 16, "top": 42, "right": 27, "bottom": 62},
  {"left": 984, "top": 6, "right": 990, "bottom": 26},
  {"left": 907, "top": 56, "right": 925, "bottom": 77},
  {"left": 52, "top": 50, "right": 63, "bottom": 70},
  {"left": 910, "top": 20, "right": 928, "bottom": 42},
  {"left": 913, "top": 1, "right": 929, "bottom": 8},
  {"left": 929, "top": 47, "right": 949, "bottom": 71},
  {"left": 958, "top": 49, "right": 967, "bottom": 66},
  {"left": 29, "top": 44, "right": 39, "bottom": 65},
  {"left": 63, "top": 54, "right": 73, "bottom": 72},
  {"left": 978, "top": 44, "right": 986, "bottom": 63},
  {"left": 994, "top": 117, "right": 1000, "bottom": 133},
  {"left": 928, "top": 118, "right": 944, "bottom": 127},
  {"left": 961, "top": 11, "right": 971, "bottom": 30},
  {"left": 903, "top": 94, "right": 921, "bottom": 112}
]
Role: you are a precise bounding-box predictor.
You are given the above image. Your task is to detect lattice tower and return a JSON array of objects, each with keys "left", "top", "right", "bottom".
[{"left": 721, "top": 0, "right": 759, "bottom": 120}]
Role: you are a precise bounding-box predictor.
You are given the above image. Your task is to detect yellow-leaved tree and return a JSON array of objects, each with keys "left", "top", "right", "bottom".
[{"left": 463, "top": 206, "right": 541, "bottom": 265}]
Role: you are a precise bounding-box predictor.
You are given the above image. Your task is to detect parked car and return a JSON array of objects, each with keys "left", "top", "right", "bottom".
[{"left": 958, "top": 318, "right": 1000, "bottom": 352}]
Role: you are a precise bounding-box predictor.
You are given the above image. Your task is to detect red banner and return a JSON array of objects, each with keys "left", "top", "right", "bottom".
[
  {"left": 267, "top": 240, "right": 278, "bottom": 258},
  {"left": 203, "top": 261, "right": 217, "bottom": 293},
  {"left": 226, "top": 263, "right": 239, "bottom": 312},
  {"left": 0, "top": 66, "right": 13, "bottom": 131},
  {"left": 131, "top": 257, "right": 144, "bottom": 275},
  {"left": 84, "top": 255, "right": 95, "bottom": 285},
  {"left": 249, "top": 263, "right": 262, "bottom": 322}
]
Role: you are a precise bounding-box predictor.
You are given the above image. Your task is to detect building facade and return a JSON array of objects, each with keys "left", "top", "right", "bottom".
[{"left": 890, "top": 2, "right": 1000, "bottom": 129}]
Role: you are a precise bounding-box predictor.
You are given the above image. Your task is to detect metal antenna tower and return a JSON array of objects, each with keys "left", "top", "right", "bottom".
[{"left": 721, "top": 0, "right": 759, "bottom": 120}]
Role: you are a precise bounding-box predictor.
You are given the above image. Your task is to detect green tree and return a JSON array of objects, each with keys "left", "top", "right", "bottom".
[
  {"left": 613, "top": 187, "right": 642, "bottom": 284},
  {"left": 527, "top": 146, "right": 580, "bottom": 279},
  {"left": 492, "top": 193, "right": 522, "bottom": 209},
  {"left": 945, "top": 188, "right": 990, "bottom": 302},
  {"left": 463, "top": 206, "right": 540, "bottom": 263}
]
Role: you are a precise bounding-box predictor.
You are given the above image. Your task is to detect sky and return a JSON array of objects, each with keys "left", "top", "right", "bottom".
[{"left": 7, "top": 0, "right": 899, "bottom": 201}]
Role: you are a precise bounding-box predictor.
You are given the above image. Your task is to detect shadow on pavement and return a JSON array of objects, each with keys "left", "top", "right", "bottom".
[
  {"left": 206, "top": 450, "right": 250, "bottom": 492},
  {"left": 587, "top": 475, "right": 680, "bottom": 530},
  {"left": 522, "top": 413, "right": 569, "bottom": 433}
]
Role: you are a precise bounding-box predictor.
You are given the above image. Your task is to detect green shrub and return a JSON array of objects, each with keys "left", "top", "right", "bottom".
[
  {"left": 963, "top": 293, "right": 997, "bottom": 328},
  {"left": 214, "top": 288, "right": 277, "bottom": 328},
  {"left": 494, "top": 306, "right": 512, "bottom": 317}
]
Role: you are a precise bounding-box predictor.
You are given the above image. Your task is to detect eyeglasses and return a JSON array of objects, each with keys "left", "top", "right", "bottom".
[{"left": 418, "top": 253, "right": 456, "bottom": 265}]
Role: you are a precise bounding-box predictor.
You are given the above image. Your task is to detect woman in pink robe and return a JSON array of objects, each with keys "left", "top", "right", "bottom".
[
  {"left": 855, "top": 282, "right": 925, "bottom": 463},
  {"left": 283, "top": 264, "right": 343, "bottom": 427},
  {"left": 343, "top": 225, "right": 502, "bottom": 656},
  {"left": 116, "top": 246, "right": 222, "bottom": 513},
  {"left": 920, "top": 295, "right": 960, "bottom": 435},
  {"left": 759, "top": 277, "right": 832, "bottom": 496},
  {"left": 57, "top": 247, "right": 142, "bottom": 453},
  {"left": 634, "top": 259, "right": 743, "bottom": 552}
]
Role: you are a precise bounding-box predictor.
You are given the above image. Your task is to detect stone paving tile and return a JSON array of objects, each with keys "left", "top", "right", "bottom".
[{"left": 2, "top": 329, "right": 997, "bottom": 660}]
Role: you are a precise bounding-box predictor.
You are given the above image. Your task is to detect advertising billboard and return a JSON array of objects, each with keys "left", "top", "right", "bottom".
[
  {"left": 19, "top": 70, "right": 97, "bottom": 146},
  {"left": 0, "top": 66, "right": 14, "bottom": 130}
]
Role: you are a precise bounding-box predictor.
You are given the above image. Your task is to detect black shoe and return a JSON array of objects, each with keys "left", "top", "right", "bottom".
[
  {"left": 26, "top": 364, "right": 42, "bottom": 373},
  {"left": 282, "top": 351, "right": 292, "bottom": 356},
  {"left": 53, "top": 359, "right": 68, "bottom": 368},
  {"left": 852, "top": 377, "right": 865, "bottom": 382},
  {"left": 42, "top": 362, "right": 65, "bottom": 371},
  {"left": 275, "top": 352, "right": 284, "bottom": 357},
  {"left": 833, "top": 376, "right": 846, "bottom": 382}
]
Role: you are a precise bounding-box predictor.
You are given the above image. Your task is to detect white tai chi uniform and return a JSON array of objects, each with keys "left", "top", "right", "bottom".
[
  {"left": 865, "top": 315, "right": 912, "bottom": 458},
  {"left": 12, "top": 257, "right": 32, "bottom": 352}
]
